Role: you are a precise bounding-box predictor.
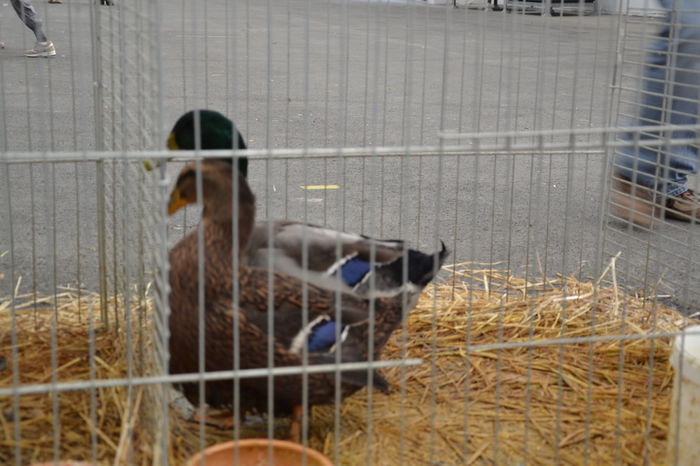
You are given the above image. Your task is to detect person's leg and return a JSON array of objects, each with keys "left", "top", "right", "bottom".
[
  {"left": 612, "top": 0, "right": 700, "bottom": 225},
  {"left": 10, "top": 0, "right": 48, "bottom": 42},
  {"left": 662, "top": 0, "right": 700, "bottom": 197},
  {"left": 10, "top": 0, "right": 56, "bottom": 57},
  {"left": 611, "top": 5, "right": 674, "bottom": 227},
  {"left": 614, "top": 3, "right": 673, "bottom": 190}
]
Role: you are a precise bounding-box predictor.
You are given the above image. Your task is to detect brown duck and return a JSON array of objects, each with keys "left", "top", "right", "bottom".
[
  {"left": 158, "top": 109, "right": 449, "bottom": 303},
  {"left": 167, "top": 160, "right": 418, "bottom": 440}
]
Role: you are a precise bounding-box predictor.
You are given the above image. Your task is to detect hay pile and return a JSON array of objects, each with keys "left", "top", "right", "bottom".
[
  {"left": 0, "top": 291, "right": 151, "bottom": 465},
  {"left": 309, "top": 264, "right": 698, "bottom": 465},
  {"left": 0, "top": 263, "right": 696, "bottom": 465}
]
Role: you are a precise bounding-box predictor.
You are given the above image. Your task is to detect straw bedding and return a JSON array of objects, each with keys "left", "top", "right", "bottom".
[
  {"left": 0, "top": 264, "right": 696, "bottom": 465},
  {"left": 0, "top": 292, "right": 150, "bottom": 465},
  {"left": 310, "top": 264, "right": 698, "bottom": 465}
]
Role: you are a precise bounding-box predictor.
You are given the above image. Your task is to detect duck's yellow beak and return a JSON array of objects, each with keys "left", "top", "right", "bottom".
[
  {"left": 167, "top": 189, "right": 188, "bottom": 215},
  {"left": 167, "top": 132, "right": 180, "bottom": 150}
]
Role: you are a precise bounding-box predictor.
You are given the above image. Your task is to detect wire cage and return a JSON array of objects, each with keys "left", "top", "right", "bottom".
[{"left": 1, "top": 0, "right": 700, "bottom": 464}]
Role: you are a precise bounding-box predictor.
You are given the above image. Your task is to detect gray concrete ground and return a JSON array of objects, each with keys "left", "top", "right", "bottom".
[{"left": 1, "top": 0, "right": 699, "bottom": 313}]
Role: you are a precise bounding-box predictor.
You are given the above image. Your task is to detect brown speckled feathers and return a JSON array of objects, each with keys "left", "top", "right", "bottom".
[{"left": 167, "top": 161, "right": 406, "bottom": 417}]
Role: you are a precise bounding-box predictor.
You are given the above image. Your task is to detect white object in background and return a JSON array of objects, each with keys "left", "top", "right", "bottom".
[
  {"left": 463, "top": 0, "right": 490, "bottom": 7},
  {"left": 668, "top": 325, "right": 700, "bottom": 466},
  {"left": 598, "top": 0, "right": 664, "bottom": 16}
]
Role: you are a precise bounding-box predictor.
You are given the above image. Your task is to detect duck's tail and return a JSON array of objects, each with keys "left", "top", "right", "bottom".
[
  {"left": 353, "top": 241, "right": 449, "bottom": 299},
  {"left": 401, "top": 240, "right": 449, "bottom": 288}
]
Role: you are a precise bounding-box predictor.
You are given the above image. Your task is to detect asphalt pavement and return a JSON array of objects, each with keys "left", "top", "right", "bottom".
[{"left": 1, "top": 0, "right": 699, "bottom": 313}]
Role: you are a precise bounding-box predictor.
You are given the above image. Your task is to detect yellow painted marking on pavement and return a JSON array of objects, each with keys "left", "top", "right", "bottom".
[
  {"left": 299, "top": 185, "right": 340, "bottom": 190},
  {"left": 175, "top": 34, "right": 227, "bottom": 38}
]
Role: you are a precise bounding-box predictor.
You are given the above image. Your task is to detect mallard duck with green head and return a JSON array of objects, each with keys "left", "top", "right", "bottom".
[
  {"left": 163, "top": 109, "right": 448, "bottom": 305},
  {"left": 167, "top": 160, "right": 417, "bottom": 441}
]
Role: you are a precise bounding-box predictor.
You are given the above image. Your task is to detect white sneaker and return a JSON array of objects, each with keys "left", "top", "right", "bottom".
[{"left": 25, "top": 41, "right": 56, "bottom": 57}]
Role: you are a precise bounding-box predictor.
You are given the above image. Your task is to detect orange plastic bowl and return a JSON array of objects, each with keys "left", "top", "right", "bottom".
[
  {"left": 29, "top": 463, "right": 95, "bottom": 466},
  {"left": 185, "top": 439, "right": 333, "bottom": 466}
]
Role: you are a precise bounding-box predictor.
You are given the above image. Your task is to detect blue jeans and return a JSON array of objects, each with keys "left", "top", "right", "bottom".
[{"left": 615, "top": 0, "right": 700, "bottom": 197}]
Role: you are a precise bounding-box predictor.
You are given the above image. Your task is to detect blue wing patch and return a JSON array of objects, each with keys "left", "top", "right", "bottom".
[
  {"left": 308, "top": 321, "right": 338, "bottom": 352},
  {"left": 340, "top": 257, "right": 371, "bottom": 287}
]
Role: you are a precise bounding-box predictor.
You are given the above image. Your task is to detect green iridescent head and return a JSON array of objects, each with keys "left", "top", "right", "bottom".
[{"left": 145, "top": 109, "right": 248, "bottom": 177}]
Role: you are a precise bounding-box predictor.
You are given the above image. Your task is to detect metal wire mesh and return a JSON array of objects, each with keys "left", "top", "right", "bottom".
[{"left": 1, "top": 0, "right": 700, "bottom": 464}]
